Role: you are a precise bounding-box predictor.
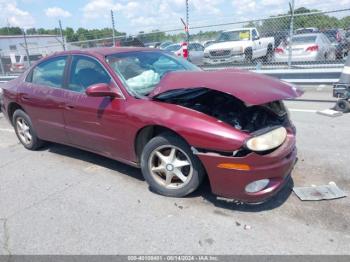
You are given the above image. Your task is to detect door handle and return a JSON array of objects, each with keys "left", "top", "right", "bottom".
[
  {"left": 22, "top": 95, "right": 30, "bottom": 101},
  {"left": 65, "top": 105, "right": 75, "bottom": 110}
]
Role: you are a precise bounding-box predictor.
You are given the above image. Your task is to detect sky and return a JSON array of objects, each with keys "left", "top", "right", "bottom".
[{"left": 0, "top": 0, "right": 350, "bottom": 34}]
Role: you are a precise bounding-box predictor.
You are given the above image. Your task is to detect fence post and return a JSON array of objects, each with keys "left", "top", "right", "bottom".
[
  {"left": 59, "top": 19, "right": 66, "bottom": 51},
  {"left": 22, "top": 29, "right": 31, "bottom": 66},
  {"left": 186, "top": 0, "right": 190, "bottom": 44},
  {"left": 288, "top": 0, "right": 295, "bottom": 69},
  {"left": 0, "top": 52, "right": 4, "bottom": 75},
  {"left": 111, "top": 10, "right": 116, "bottom": 47}
]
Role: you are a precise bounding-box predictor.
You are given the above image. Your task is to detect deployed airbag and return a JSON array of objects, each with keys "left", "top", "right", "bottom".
[{"left": 126, "top": 70, "right": 160, "bottom": 95}]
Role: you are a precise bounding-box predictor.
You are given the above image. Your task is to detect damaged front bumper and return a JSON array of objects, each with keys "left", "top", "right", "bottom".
[{"left": 196, "top": 133, "right": 297, "bottom": 203}]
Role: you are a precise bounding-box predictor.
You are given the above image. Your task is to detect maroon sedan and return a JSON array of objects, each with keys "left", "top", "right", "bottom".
[{"left": 0, "top": 48, "right": 302, "bottom": 203}]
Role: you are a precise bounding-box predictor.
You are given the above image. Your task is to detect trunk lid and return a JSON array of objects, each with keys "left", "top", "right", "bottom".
[{"left": 149, "top": 69, "right": 302, "bottom": 105}]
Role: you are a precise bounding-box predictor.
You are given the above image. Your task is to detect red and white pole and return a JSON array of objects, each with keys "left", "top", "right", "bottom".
[{"left": 181, "top": 42, "right": 188, "bottom": 59}]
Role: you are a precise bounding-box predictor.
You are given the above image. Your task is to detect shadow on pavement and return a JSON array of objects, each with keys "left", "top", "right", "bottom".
[
  {"left": 194, "top": 176, "right": 294, "bottom": 212},
  {"left": 42, "top": 142, "right": 293, "bottom": 212},
  {"left": 45, "top": 142, "right": 145, "bottom": 182}
]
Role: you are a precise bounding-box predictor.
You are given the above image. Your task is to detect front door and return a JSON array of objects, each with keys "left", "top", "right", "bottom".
[
  {"left": 252, "top": 29, "right": 263, "bottom": 58},
  {"left": 62, "top": 55, "right": 127, "bottom": 159}
]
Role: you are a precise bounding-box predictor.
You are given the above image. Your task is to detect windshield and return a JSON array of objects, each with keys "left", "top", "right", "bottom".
[
  {"left": 296, "top": 29, "right": 315, "bottom": 34},
  {"left": 217, "top": 30, "right": 250, "bottom": 42},
  {"left": 165, "top": 44, "right": 181, "bottom": 52},
  {"left": 160, "top": 41, "right": 173, "bottom": 49},
  {"left": 291, "top": 35, "right": 317, "bottom": 44},
  {"left": 106, "top": 51, "right": 200, "bottom": 97}
]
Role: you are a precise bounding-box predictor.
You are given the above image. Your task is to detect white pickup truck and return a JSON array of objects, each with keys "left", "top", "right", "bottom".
[{"left": 203, "top": 27, "right": 274, "bottom": 64}]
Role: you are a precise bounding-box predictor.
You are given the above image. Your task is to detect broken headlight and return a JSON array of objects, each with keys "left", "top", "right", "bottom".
[{"left": 245, "top": 126, "right": 287, "bottom": 152}]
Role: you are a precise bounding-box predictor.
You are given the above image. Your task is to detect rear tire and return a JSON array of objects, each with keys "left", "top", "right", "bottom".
[
  {"left": 141, "top": 133, "right": 205, "bottom": 197},
  {"left": 328, "top": 50, "right": 336, "bottom": 61},
  {"left": 335, "top": 99, "right": 350, "bottom": 113},
  {"left": 13, "top": 109, "right": 44, "bottom": 150},
  {"left": 244, "top": 48, "right": 253, "bottom": 63}
]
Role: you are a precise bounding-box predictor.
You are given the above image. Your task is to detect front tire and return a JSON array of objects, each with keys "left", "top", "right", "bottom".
[
  {"left": 13, "top": 109, "right": 44, "bottom": 150},
  {"left": 141, "top": 133, "right": 205, "bottom": 197},
  {"left": 263, "top": 46, "right": 273, "bottom": 63},
  {"left": 335, "top": 99, "right": 350, "bottom": 113}
]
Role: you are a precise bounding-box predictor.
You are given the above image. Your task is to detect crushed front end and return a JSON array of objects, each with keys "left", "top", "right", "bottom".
[{"left": 154, "top": 88, "right": 297, "bottom": 203}]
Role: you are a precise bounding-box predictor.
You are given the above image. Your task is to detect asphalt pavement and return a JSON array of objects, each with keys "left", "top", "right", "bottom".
[{"left": 0, "top": 87, "right": 350, "bottom": 255}]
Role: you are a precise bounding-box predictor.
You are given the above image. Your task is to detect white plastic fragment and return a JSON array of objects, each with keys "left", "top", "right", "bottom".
[
  {"left": 293, "top": 183, "right": 347, "bottom": 201},
  {"left": 316, "top": 109, "right": 343, "bottom": 117}
]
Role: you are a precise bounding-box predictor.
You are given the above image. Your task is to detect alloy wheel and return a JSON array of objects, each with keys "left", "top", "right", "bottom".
[
  {"left": 16, "top": 117, "right": 32, "bottom": 146},
  {"left": 148, "top": 145, "right": 193, "bottom": 189}
]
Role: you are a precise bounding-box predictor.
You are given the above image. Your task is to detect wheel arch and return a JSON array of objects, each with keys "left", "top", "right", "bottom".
[
  {"left": 244, "top": 46, "right": 253, "bottom": 54},
  {"left": 267, "top": 43, "right": 273, "bottom": 51},
  {"left": 134, "top": 125, "right": 191, "bottom": 163},
  {"left": 7, "top": 102, "right": 26, "bottom": 125}
]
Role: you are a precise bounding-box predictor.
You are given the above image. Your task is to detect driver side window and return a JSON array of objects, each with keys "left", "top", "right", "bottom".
[
  {"left": 68, "top": 55, "right": 111, "bottom": 93},
  {"left": 252, "top": 30, "right": 258, "bottom": 40}
]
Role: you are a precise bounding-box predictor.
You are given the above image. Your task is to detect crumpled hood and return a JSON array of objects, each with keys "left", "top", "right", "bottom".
[{"left": 149, "top": 69, "right": 303, "bottom": 105}]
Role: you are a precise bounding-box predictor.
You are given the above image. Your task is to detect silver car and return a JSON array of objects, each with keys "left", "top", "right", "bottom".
[
  {"left": 274, "top": 33, "right": 336, "bottom": 62},
  {"left": 164, "top": 43, "right": 204, "bottom": 65}
]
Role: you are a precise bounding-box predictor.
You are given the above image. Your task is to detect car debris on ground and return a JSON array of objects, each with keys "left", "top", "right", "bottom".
[
  {"left": 317, "top": 109, "right": 343, "bottom": 117},
  {"left": 293, "top": 182, "right": 347, "bottom": 201}
]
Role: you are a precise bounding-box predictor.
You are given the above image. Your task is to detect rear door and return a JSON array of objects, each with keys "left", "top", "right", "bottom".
[
  {"left": 20, "top": 56, "right": 69, "bottom": 143},
  {"left": 189, "top": 43, "right": 204, "bottom": 65},
  {"left": 61, "top": 55, "right": 127, "bottom": 159}
]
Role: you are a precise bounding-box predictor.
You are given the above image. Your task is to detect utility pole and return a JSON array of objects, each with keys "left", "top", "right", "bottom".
[
  {"left": 0, "top": 52, "right": 4, "bottom": 75},
  {"left": 59, "top": 19, "right": 65, "bottom": 51},
  {"left": 111, "top": 10, "right": 116, "bottom": 47},
  {"left": 22, "top": 29, "right": 31, "bottom": 66},
  {"left": 6, "top": 18, "right": 10, "bottom": 35},
  {"left": 185, "top": 0, "right": 190, "bottom": 44},
  {"left": 288, "top": 0, "right": 295, "bottom": 69}
]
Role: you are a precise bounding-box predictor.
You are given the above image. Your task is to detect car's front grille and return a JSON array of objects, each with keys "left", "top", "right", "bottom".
[{"left": 210, "top": 50, "right": 232, "bottom": 57}]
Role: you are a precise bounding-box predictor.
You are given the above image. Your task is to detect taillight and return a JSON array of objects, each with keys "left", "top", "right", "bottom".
[
  {"left": 336, "top": 32, "right": 341, "bottom": 42},
  {"left": 306, "top": 45, "right": 319, "bottom": 52},
  {"left": 274, "top": 47, "right": 284, "bottom": 54}
]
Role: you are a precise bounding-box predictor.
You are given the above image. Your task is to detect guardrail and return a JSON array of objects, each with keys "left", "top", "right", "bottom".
[
  {"left": 1, "top": 67, "right": 342, "bottom": 85},
  {"left": 0, "top": 76, "right": 18, "bottom": 83},
  {"left": 253, "top": 68, "right": 341, "bottom": 85}
]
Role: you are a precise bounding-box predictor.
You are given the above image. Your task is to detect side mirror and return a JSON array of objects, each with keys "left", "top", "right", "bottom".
[
  {"left": 253, "top": 36, "right": 260, "bottom": 40},
  {"left": 85, "top": 83, "right": 122, "bottom": 98}
]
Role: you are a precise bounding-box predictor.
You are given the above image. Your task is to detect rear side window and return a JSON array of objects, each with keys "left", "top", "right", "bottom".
[
  {"left": 68, "top": 56, "right": 111, "bottom": 93},
  {"left": 30, "top": 56, "right": 67, "bottom": 88},
  {"left": 195, "top": 43, "right": 204, "bottom": 51}
]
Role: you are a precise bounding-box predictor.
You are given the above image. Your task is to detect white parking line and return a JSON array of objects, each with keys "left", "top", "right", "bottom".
[
  {"left": 289, "top": 109, "right": 318, "bottom": 113},
  {"left": 0, "top": 128, "right": 14, "bottom": 133}
]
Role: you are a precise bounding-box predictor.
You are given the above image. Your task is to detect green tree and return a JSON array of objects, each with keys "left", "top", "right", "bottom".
[{"left": 0, "top": 27, "right": 22, "bottom": 35}]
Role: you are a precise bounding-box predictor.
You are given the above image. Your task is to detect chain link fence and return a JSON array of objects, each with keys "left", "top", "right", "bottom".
[
  {"left": 1, "top": 8, "right": 349, "bottom": 76},
  {"left": 194, "top": 8, "right": 350, "bottom": 70}
]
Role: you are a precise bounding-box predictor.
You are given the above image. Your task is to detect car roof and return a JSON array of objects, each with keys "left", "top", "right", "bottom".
[
  {"left": 223, "top": 28, "right": 254, "bottom": 33},
  {"left": 167, "top": 43, "right": 181, "bottom": 47},
  {"left": 293, "top": 33, "right": 320, "bottom": 37},
  {"left": 50, "top": 47, "right": 158, "bottom": 58}
]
